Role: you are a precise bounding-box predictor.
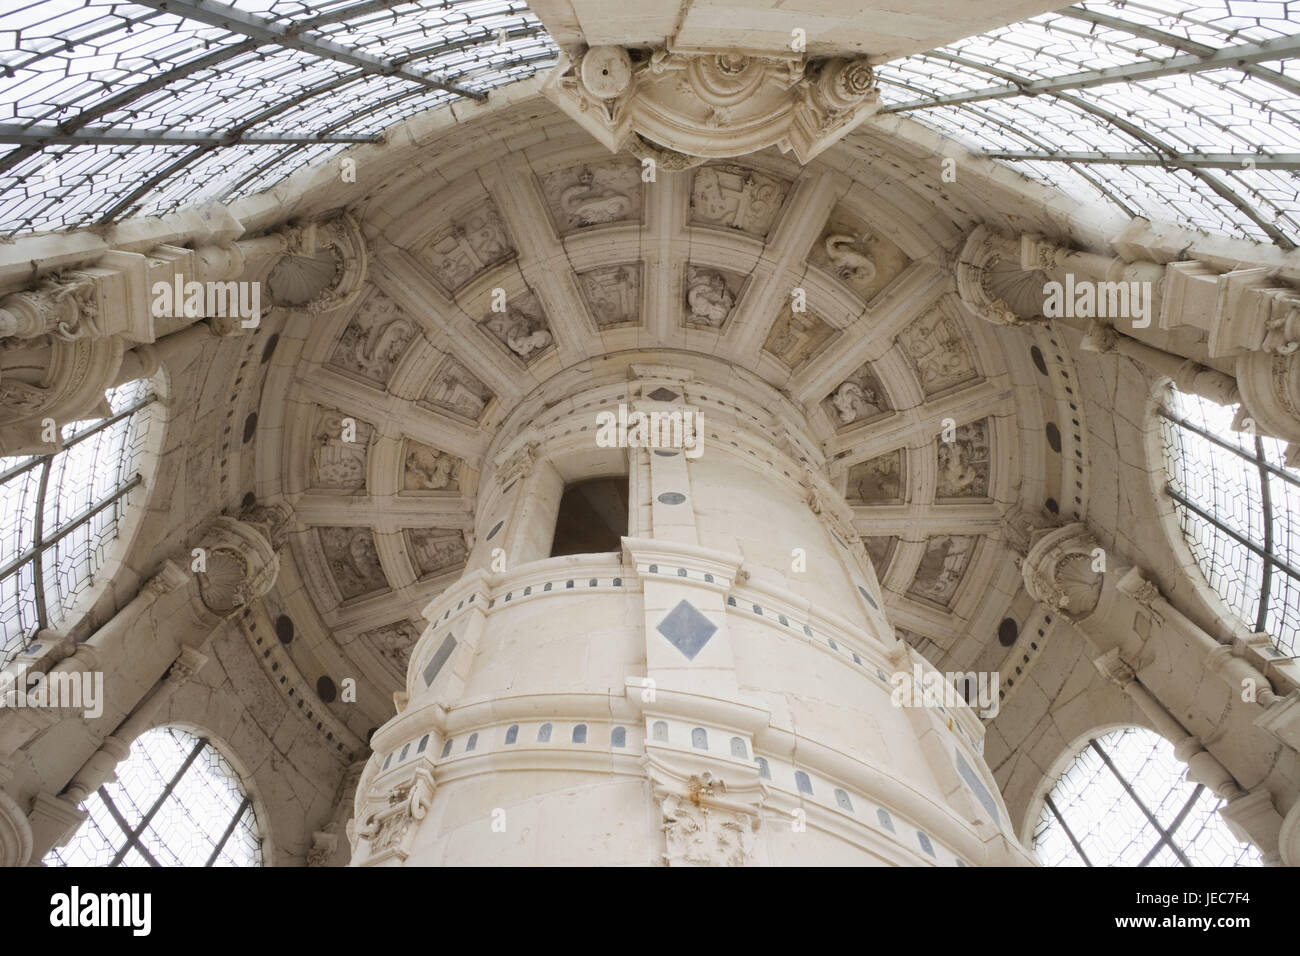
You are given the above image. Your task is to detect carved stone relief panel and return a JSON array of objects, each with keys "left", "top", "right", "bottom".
[
  {"left": 403, "top": 441, "right": 462, "bottom": 492},
  {"left": 317, "top": 526, "right": 389, "bottom": 600},
  {"left": 403, "top": 529, "right": 468, "bottom": 579},
  {"left": 538, "top": 159, "right": 643, "bottom": 234},
  {"left": 359, "top": 620, "right": 423, "bottom": 674},
  {"left": 862, "top": 536, "right": 897, "bottom": 580},
  {"left": 936, "top": 419, "right": 991, "bottom": 499},
  {"left": 479, "top": 290, "right": 554, "bottom": 361},
  {"left": 689, "top": 164, "right": 790, "bottom": 239},
  {"left": 896, "top": 311, "right": 979, "bottom": 397},
  {"left": 846, "top": 450, "right": 903, "bottom": 503},
  {"left": 660, "top": 791, "right": 758, "bottom": 867},
  {"left": 421, "top": 356, "right": 494, "bottom": 422},
  {"left": 824, "top": 363, "right": 891, "bottom": 428},
  {"left": 327, "top": 288, "right": 419, "bottom": 387},
  {"left": 311, "top": 407, "right": 375, "bottom": 492},
  {"left": 577, "top": 264, "right": 643, "bottom": 329},
  {"left": 907, "top": 535, "right": 977, "bottom": 608},
  {"left": 763, "top": 305, "right": 835, "bottom": 369},
  {"left": 808, "top": 212, "right": 912, "bottom": 302},
  {"left": 418, "top": 201, "right": 515, "bottom": 294},
  {"left": 683, "top": 264, "right": 744, "bottom": 330}
]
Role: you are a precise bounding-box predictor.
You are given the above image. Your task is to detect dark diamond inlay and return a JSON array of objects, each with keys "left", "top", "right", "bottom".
[
  {"left": 656, "top": 600, "right": 718, "bottom": 661},
  {"left": 647, "top": 387, "right": 679, "bottom": 401}
]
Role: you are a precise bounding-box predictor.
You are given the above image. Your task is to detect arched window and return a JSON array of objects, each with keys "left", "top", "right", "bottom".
[
  {"left": 1160, "top": 388, "right": 1300, "bottom": 654},
  {"left": 1033, "top": 727, "right": 1261, "bottom": 867},
  {"left": 45, "top": 727, "right": 262, "bottom": 867},
  {"left": 1, "top": 379, "right": 157, "bottom": 668}
]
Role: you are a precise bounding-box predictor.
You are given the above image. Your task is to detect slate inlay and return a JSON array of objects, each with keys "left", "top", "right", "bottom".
[
  {"left": 656, "top": 599, "right": 718, "bottom": 660},
  {"left": 647, "top": 388, "right": 679, "bottom": 401},
  {"left": 955, "top": 750, "right": 1000, "bottom": 824},
  {"left": 657, "top": 492, "right": 686, "bottom": 505},
  {"left": 422, "top": 634, "right": 458, "bottom": 687}
]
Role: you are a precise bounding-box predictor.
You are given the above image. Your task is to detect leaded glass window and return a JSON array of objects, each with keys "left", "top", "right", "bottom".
[
  {"left": 45, "top": 726, "right": 263, "bottom": 867},
  {"left": 1160, "top": 387, "right": 1300, "bottom": 656},
  {"left": 1033, "top": 727, "right": 1261, "bottom": 867},
  {"left": 0, "top": 378, "right": 156, "bottom": 669}
]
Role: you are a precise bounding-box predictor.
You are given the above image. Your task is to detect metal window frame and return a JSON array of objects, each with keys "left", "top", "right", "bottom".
[
  {"left": 0, "top": 392, "right": 154, "bottom": 651},
  {"left": 1160, "top": 406, "right": 1300, "bottom": 638},
  {"left": 1040, "top": 730, "right": 1231, "bottom": 868}
]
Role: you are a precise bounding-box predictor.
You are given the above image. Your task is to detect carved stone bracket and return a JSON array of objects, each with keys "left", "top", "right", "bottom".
[
  {"left": 352, "top": 767, "right": 435, "bottom": 865},
  {"left": 1019, "top": 522, "right": 1104, "bottom": 620},
  {"left": 955, "top": 225, "right": 1033, "bottom": 326},
  {"left": 261, "top": 214, "right": 368, "bottom": 318},
  {"left": 192, "top": 515, "right": 281, "bottom": 618},
  {"left": 544, "top": 46, "right": 879, "bottom": 163}
]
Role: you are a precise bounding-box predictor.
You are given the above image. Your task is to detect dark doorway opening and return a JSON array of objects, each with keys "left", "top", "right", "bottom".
[{"left": 550, "top": 477, "right": 629, "bottom": 556}]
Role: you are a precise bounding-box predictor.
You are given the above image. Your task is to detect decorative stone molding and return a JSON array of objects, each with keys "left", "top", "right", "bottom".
[
  {"left": 659, "top": 778, "right": 761, "bottom": 867},
  {"left": 0, "top": 333, "right": 125, "bottom": 456},
  {"left": 192, "top": 515, "right": 281, "bottom": 617},
  {"left": 263, "top": 214, "right": 368, "bottom": 317},
  {"left": 1235, "top": 349, "right": 1300, "bottom": 466},
  {"left": 493, "top": 437, "right": 542, "bottom": 489},
  {"left": 0, "top": 763, "right": 33, "bottom": 867},
  {"left": 1254, "top": 689, "right": 1300, "bottom": 753},
  {"left": 1279, "top": 789, "right": 1300, "bottom": 866},
  {"left": 954, "top": 225, "right": 1028, "bottom": 326},
  {"left": 307, "top": 830, "right": 339, "bottom": 867},
  {"left": 544, "top": 46, "right": 879, "bottom": 164},
  {"left": 1019, "top": 523, "right": 1104, "bottom": 620},
  {"left": 352, "top": 766, "right": 435, "bottom": 865},
  {"left": 0, "top": 274, "right": 102, "bottom": 341}
]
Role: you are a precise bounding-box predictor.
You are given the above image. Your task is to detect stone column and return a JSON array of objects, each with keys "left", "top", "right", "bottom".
[
  {"left": 0, "top": 510, "right": 284, "bottom": 861},
  {"left": 350, "top": 362, "right": 1033, "bottom": 866},
  {"left": 1020, "top": 522, "right": 1296, "bottom": 861},
  {"left": 956, "top": 224, "right": 1300, "bottom": 464}
]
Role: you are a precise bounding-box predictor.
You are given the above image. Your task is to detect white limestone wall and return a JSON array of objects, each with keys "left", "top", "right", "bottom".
[{"left": 349, "top": 369, "right": 1033, "bottom": 866}]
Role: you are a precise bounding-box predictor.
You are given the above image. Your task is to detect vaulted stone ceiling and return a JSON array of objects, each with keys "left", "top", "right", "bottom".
[{"left": 238, "top": 99, "right": 1085, "bottom": 743}]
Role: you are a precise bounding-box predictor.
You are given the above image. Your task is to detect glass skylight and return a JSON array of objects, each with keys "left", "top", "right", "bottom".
[{"left": 0, "top": 1, "right": 1295, "bottom": 245}]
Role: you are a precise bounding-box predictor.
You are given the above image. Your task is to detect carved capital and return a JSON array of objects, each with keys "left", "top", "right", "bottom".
[
  {"left": 307, "top": 829, "right": 339, "bottom": 867},
  {"left": 0, "top": 274, "right": 100, "bottom": 341},
  {"left": 353, "top": 767, "right": 435, "bottom": 865},
  {"left": 1093, "top": 647, "right": 1137, "bottom": 688}
]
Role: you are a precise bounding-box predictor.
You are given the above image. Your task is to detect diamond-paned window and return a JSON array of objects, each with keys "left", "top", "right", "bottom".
[
  {"left": 45, "top": 726, "right": 263, "bottom": 867},
  {"left": 1160, "top": 387, "right": 1300, "bottom": 656},
  {"left": 1033, "top": 727, "right": 1262, "bottom": 867},
  {"left": 0, "top": 378, "right": 156, "bottom": 669}
]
